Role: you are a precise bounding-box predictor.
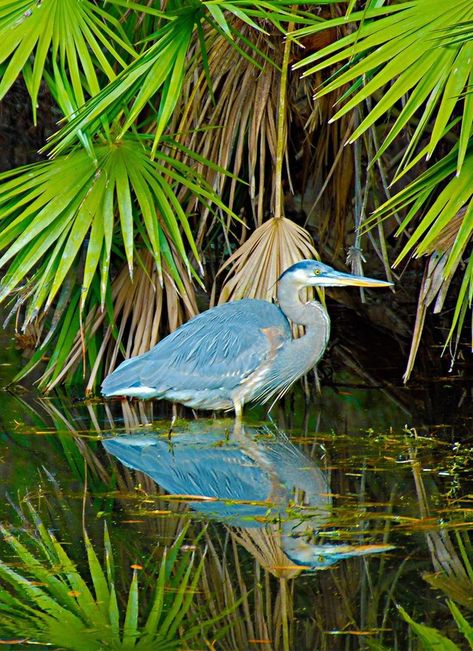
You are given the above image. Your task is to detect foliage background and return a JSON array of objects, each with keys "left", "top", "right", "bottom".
[{"left": 0, "top": 0, "right": 472, "bottom": 393}]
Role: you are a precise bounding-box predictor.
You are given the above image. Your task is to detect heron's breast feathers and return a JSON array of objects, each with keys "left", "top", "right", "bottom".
[{"left": 231, "top": 325, "right": 288, "bottom": 404}]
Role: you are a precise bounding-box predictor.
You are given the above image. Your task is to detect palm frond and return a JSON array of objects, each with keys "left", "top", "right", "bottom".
[
  {"left": 0, "top": 0, "right": 135, "bottom": 124},
  {"left": 171, "top": 28, "right": 281, "bottom": 231},
  {"left": 47, "top": 0, "right": 320, "bottom": 157},
  {"left": 218, "top": 217, "right": 317, "bottom": 304},
  {"left": 372, "top": 146, "right": 473, "bottom": 355},
  {"left": 402, "top": 209, "right": 467, "bottom": 382},
  {"left": 293, "top": 0, "right": 473, "bottom": 175},
  {"left": 0, "top": 133, "right": 220, "bottom": 322}
]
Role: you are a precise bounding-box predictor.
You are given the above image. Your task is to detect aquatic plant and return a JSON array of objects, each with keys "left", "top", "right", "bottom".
[
  {"left": 398, "top": 602, "right": 473, "bottom": 651},
  {"left": 0, "top": 509, "right": 224, "bottom": 650}
]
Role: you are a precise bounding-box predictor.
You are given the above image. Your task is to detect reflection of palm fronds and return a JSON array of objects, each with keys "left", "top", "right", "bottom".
[
  {"left": 198, "top": 529, "right": 294, "bottom": 651},
  {"left": 411, "top": 450, "right": 473, "bottom": 611},
  {"left": 230, "top": 526, "right": 301, "bottom": 580},
  {"left": 34, "top": 396, "right": 188, "bottom": 543},
  {"left": 227, "top": 529, "right": 297, "bottom": 651}
]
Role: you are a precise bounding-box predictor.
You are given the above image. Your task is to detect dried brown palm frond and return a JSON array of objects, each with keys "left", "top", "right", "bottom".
[
  {"left": 168, "top": 10, "right": 360, "bottom": 325},
  {"left": 298, "top": 90, "right": 356, "bottom": 256},
  {"left": 189, "top": 21, "right": 321, "bottom": 312},
  {"left": 198, "top": 528, "right": 295, "bottom": 651},
  {"left": 170, "top": 25, "right": 283, "bottom": 236},
  {"left": 210, "top": 21, "right": 322, "bottom": 311},
  {"left": 403, "top": 207, "right": 467, "bottom": 382},
  {"left": 40, "top": 250, "right": 198, "bottom": 392},
  {"left": 230, "top": 526, "right": 302, "bottom": 580},
  {"left": 170, "top": 14, "right": 358, "bottom": 260},
  {"left": 217, "top": 216, "right": 318, "bottom": 304}
]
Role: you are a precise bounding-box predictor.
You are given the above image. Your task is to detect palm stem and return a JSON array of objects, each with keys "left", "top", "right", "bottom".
[
  {"left": 280, "top": 577, "right": 290, "bottom": 651},
  {"left": 274, "top": 25, "right": 293, "bottom": 220}
]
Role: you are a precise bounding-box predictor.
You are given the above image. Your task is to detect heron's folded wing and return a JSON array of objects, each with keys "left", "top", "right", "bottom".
[{"left": 103, "top": 299, "right": 290, "bottom": 395}]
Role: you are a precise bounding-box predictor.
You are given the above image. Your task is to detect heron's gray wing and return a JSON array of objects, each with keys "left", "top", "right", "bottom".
[
  {"left": 102, "top": 299, "right": 290, "bottom": 396},
  {"left": 103, "top": 434, "right": 273, "bottom": 525}
]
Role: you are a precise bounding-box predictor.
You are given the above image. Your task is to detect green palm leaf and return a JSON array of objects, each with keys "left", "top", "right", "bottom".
[
  {"left": 47, "top": 6, "right": 200, "bottom": 157},
  {"left": 373, "top": 145, "right": 473, "bottom": 348},
  {"left": 0, "top": 0, "right": 135, "bottom": 123},
  {"left": 293, "top": 0, "right": 473, "bottom": 175},
  {"left": 0, "top": 134, "right": 233, "bottom": 321},
  {"left": 47, "top": 0, "right": 322, "bottom": 157}
]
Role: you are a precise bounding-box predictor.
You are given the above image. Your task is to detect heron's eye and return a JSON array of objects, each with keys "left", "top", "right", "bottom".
[{"left": 314, "top": 268, "right": 321, "bottom": 276}]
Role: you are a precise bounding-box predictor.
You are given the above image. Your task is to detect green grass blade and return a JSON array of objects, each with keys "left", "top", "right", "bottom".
[
  {"left": 122, "top": 569, "right": 139, "bottom": 647},
  {"left": 83, "top": 530, "right": 110, "bottom": 619},
  {"left": 142, "top": 549, "right": 167, "bottom": 638},
  {"left": 448, "top": 601, "right": 473, "bottom": 650},
  {"left": 398, "top": 605, "right": 461, "bottom": 650}
]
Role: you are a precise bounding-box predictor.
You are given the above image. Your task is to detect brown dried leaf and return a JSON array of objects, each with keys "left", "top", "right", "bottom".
[
  {"left": 41, "top": 251, "right": 198, "bottom": 392},
  {"left": 217, "top": 217, "right": 317, "bottom": 304},
  {"left": 404, "top": 207, "right": 469, "bottom": 381}
]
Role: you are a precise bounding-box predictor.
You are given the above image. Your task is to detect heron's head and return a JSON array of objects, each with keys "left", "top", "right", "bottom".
[
  {"left": 284, "top": 539, "right": 394, "bottom": 570},
  {"left": 279, "top": 260, "right": 393, "bottom": 289}
]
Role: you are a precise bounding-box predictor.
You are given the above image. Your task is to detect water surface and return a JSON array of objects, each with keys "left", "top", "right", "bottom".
[{"left": 0, "top": 374, "right": 472, "bottom": 650}]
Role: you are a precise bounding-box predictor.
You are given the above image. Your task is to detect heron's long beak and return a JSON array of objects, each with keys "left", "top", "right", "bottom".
[
  {"left": 286, "top": 542, "right": 394, "bottom": 569},
  {"left": 312, "top": 543, "right": 395, "bottom": 559},
  {"left": 312, "top": 269, "right": 393, "bottom": 288}
]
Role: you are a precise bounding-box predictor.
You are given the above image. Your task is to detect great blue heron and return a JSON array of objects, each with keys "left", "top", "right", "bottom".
[{"left": 102, "top": 260, "right": 392, "bottom": 417}]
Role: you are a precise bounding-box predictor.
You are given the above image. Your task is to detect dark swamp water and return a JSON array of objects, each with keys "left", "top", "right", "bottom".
[{"left": 1, "top": 330, "right": 473, "bottom": 650}]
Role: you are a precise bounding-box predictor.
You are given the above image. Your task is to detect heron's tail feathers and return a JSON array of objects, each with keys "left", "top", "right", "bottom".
[{"left": 101, "top": 354, "right": 158, "bottom": 399}]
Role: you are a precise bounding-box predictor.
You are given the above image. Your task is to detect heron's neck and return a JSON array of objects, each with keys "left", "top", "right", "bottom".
[
  {"left": 277, "top": 281, "right": 327, "bottom": 328},
  {"left": 277, "top": 281, "right": 331, "bottom": 366}
]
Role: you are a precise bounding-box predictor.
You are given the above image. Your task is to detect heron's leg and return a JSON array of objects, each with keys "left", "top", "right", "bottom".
[
  {"left": 234, "top": 400, "right": 243, "bottom": 422},
  {"left": 168, "top": 411, "right": 177, "bottom": 439}
]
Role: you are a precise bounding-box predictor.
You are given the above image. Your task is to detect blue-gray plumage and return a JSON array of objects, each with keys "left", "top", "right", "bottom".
[
  {"left": 101, "top": 260, "right": 392, "bottom": 416},
  {"left": 103, "top": 422, "right": 394, "bottom": 569}
]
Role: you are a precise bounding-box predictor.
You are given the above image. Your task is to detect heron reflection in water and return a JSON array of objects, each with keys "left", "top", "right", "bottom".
[
  {"left": 103, "top": 422, "right": 392, "bottom": 571},
  {"left": 102, "top": 260, "right": 392, "bottom": 417}
]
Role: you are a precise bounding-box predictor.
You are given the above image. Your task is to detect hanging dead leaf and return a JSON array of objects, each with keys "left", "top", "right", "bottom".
[
  {"left": 217, "top": 217, "right": 318, "bottom": 304},
  {"left": 404, "top": 207, "right": 467, "bottom": 382}
]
